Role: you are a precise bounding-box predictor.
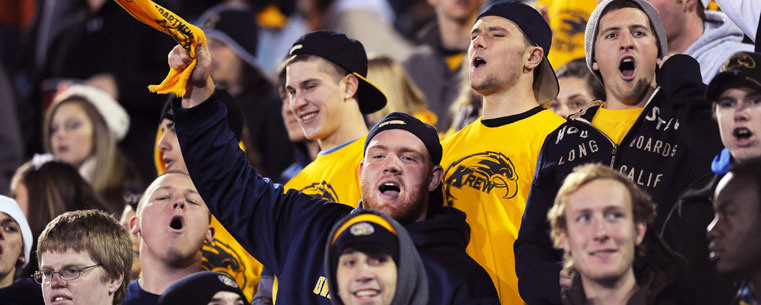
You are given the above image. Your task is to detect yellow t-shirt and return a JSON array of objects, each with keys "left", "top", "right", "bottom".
[
  {"left": 534, "top": 0, "right": 597, "bottom": 68},
  {"left": 440, "top": 108, "right": 565, "bottom": 304},
  {"left": 284, "top": 136, "right": 365, "bottom": 207},
  {"left": 591, "top": 106, "right": 643, "bottom": 144},
  {"left": 201, "top": 216, "right": 264, "bottom": 300}
]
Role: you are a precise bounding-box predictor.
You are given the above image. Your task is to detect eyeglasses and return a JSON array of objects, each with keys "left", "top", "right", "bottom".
[{"left": 32, "top": 264, "right": 101, "bottom": 284}]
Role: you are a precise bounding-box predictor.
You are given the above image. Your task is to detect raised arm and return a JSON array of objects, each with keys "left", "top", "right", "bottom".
[
  {"left": 166, "top": 40, "right": 215, "bottom": 109},
  {"left": 166, "top": 41, "right": 348, "bottom": 275}
]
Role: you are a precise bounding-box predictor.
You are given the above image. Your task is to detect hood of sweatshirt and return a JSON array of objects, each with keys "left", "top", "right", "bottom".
[{"left": 325, "top": 209, "right": 429, "bottom": 305}]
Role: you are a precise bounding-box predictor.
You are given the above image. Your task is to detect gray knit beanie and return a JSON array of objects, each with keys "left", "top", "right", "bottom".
[{"left": 585, "top": 0, "right": 669, "bottom": 80}]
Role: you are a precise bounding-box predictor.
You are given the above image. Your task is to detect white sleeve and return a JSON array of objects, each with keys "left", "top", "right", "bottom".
[{"left": 716, "top": 0, "right": 760, "bottom": 41}]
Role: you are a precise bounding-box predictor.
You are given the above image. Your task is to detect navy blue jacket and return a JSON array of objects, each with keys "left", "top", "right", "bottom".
[
  {"left": 172, "top": 94, "right": 499, "bottom": 305},
  {"left": 514, "top": 55, "right": 723, "bottom": 305}
]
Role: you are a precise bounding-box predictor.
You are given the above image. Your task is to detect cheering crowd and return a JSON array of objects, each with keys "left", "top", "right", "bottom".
[{"left": 0, "top": 0, "right": 760, "bottom": 304}]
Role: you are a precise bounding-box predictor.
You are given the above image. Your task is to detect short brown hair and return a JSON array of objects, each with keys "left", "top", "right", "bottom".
[
  {"left": 548, "top": 164, "right": 655, "bottom": 270},
  {"left": 284, "top": 54, "right": 349, "bottom": 84},
  {"left": 37, "top": 209, "right": 132, "bottom": 305}
]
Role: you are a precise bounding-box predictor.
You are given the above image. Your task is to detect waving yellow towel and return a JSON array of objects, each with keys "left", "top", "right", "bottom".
[{"left": 114, "top": 0, "right": 205, "bottom": 96}]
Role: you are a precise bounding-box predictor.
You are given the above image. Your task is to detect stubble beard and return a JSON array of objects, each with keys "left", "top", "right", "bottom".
[{"left": 362, "top": 187, "right": 427, "bottom": 226}]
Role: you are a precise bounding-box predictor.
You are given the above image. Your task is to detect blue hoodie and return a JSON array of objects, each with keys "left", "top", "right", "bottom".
[{"left": 172, "top": 92, "right": 499, "bottom": 305}]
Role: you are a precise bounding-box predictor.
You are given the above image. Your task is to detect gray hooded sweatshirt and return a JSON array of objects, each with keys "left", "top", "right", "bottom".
[
  {"left": 686, "top": 11, "right": 754, "bottom": 84},
  {"left": 325, "top": 210, "right": 428, "bottom": 305}
]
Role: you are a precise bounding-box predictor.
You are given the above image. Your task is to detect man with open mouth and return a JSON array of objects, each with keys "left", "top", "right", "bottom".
[
  {"left": 124, "top": 172, "right": 215, "bottom": 305},
  {"left": 439, "top": 2, "right": 566, "bottom": 304},
  {"left": 661, "top": 50, "right": 761, "bottom": 305},
  {"left": 163, "top": 34, "right": 499, "bottom": 304},
  {"left": 515, "top": 0, "right": 722, "bottom": 304}
]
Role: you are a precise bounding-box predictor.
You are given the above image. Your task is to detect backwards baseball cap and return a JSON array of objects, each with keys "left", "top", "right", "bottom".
[
  {"left": 331, "top": 212, "right": 400, "bottom": 267},
  {"left": 287, "top": 30, "right": 387, "bottom": 114},
  {"left": 585, "top": 0, "right": 669, "bottom": 81},
  {"left": 198, "top": 6, "right": 258, "bottom": 69},
  {"left": 157, "top": 271, "right": 249, "bottom": 305},
  {"left": 706, "top": 51, "right": 761, "bottom": 101},
  {"left": 0, "top": 196, "right": 33, "bottom": 268},
  {"left": 364, "top": 112, "right": 442, "bottom": 165},
  {"left": 476, "top": 1, "right": 558, "bottom": 103}
]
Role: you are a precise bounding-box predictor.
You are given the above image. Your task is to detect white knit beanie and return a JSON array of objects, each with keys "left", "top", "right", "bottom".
[
  {"left": 0, "top": 196, "right": 33, "bottom": 268},
  {"left": 52, "top": 85, "right": 130, "bottom": 142}
]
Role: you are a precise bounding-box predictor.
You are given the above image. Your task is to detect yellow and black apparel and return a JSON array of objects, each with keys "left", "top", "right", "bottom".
[
  {"left": 534, "top": 0, "right": 597, "bottom": 68},
  {"left": 283, "top": 136, "right": 365, "bottom": 207},
  {"left": 440, "top": 106, "right": 564, "bottom": 304},
  {"left": 515, "top": 55, "right": 723, "bottom": 305},
  {"left": 155, "top": 95, "right": 263, "bottom": 300}
]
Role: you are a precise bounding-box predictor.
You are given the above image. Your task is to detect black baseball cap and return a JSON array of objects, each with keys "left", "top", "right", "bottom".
[
  {"left": 364, "top": 112, "right": 442, "bottom": 165},
  {"left": 331, "top": 212, "right": 400, "bottom": 266},
  {"left": 198, "top": 6, "right": 258, "bottom": 69},
  {"left": 157, "top": 271, "right": 249, "bottom": 305},
  {"left": 707, "top": 51, "right": 761, "bottom": 101},
  {"left": 288, "top": 30, "right": 387, "bottom": 114},
  {"left": 476, "top": 1, "right": 559, "bottom": 103}
]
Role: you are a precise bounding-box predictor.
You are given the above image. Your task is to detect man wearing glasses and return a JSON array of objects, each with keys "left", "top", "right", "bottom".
[{"left": 34, "top": 209, "right": 132, "bottom": 305}]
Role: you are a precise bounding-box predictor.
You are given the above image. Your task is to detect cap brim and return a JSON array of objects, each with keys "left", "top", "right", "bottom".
[
  {"left": 535, "top": 58, "right": 559, "bottom": 104},
  {"left": 706, "top": 71, "right": 761, "bottom": 102},
  {"left": 354, "top": 72, "right": 388, "bottom": 114}
]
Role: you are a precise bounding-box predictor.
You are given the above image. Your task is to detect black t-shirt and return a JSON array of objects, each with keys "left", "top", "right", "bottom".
[
  {"left": 123, "top": 279, "right": 159, "bottom": 305},
  {"left": 0, "top": 278, "right": 44, "bottom": 305}
]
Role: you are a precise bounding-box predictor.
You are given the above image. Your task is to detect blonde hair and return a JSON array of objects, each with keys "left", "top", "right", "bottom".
[
  {"left": 366, "top": 55, "right": 428, "bottom": 125},
  {"left": 548, "top": 164, "right": 654, "bottom": 271},
  {"left": 43, "top": 97, "right": 137, "bottom": 214}
]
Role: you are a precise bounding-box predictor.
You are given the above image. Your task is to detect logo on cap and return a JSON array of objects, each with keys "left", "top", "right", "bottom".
[
  {"left": 350, "top": 222, "right": 375, "bottom": 236},
  {"left": 217, "top": 274, "right": 239, "bottom": 288},
  {"left": 722, "top": 53, "right": 756, "bottom": 72},
  {"left": 378, "top": 120, "right": 406, "bottom": 128},
  {"left": 289, "top": 44, "right": 303, "bottom": 56}
]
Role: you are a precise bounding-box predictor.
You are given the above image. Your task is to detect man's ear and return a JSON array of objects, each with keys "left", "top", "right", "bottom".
[
  {"left": 428, "top": 165, "right": 444, "bottom": 192},
  {"left": 129, "top": 215, "right": 140, "bottom": 235},
  {"left": 592, "top": 61, "right": 599, "bottom": 71},
  {"left": 343, "top": 74, "right": 359, "bottom": 100},
  {"left": 205, "top": 225, "right": 216, "bottom": 244},
  {"left": 525, "top": 46, "right": 544, "bottom": 71},
  {"left": 558, "top": 229, "right": 571, "bottom": 253},
  {"left": 358, "top": 159, "right": 365, "bottom": 183},
  {"left": 107, "top": 272, "right": 124, "bottom": 295},
  {"left": 635, "top": 220, "right": 647, "bottom": 246}
]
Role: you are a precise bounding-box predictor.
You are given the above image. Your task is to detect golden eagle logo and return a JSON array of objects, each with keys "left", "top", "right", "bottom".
[
  {"left": 722, "top": 53, "right": 756, "bottom": 72},
  {"left": 443, "top": 151, "right": 519, "bottom": 206},
  {"left": 202, "top": 239, "right": 246, "bottom": 291},
  {"left": 300, "top": 181, "right": 340, "bottom": 202}
]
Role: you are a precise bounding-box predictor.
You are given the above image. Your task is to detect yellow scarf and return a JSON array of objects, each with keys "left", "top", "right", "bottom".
[{"left": 113, "top": 0, "right": 206, "bottom": 96}]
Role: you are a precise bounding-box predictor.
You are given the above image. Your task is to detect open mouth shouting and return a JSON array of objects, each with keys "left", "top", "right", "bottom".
[
  {"left": 163, "top": 156, "right": 175, "bottom": 170},
  {"left": 472, "top": 56, "right": 487, "bottom": 71},
  {"left": 378, "top": 181, "right": 401, "bottom": 200},
  {"left": 168, "top": 215, "right": 185, "bottom": 232},
  {"left": 619, "top": 56, "right": 636, "bottom": 80},
  {"left": 733, "top": 127, "right": 755, "bottom": 146}
]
